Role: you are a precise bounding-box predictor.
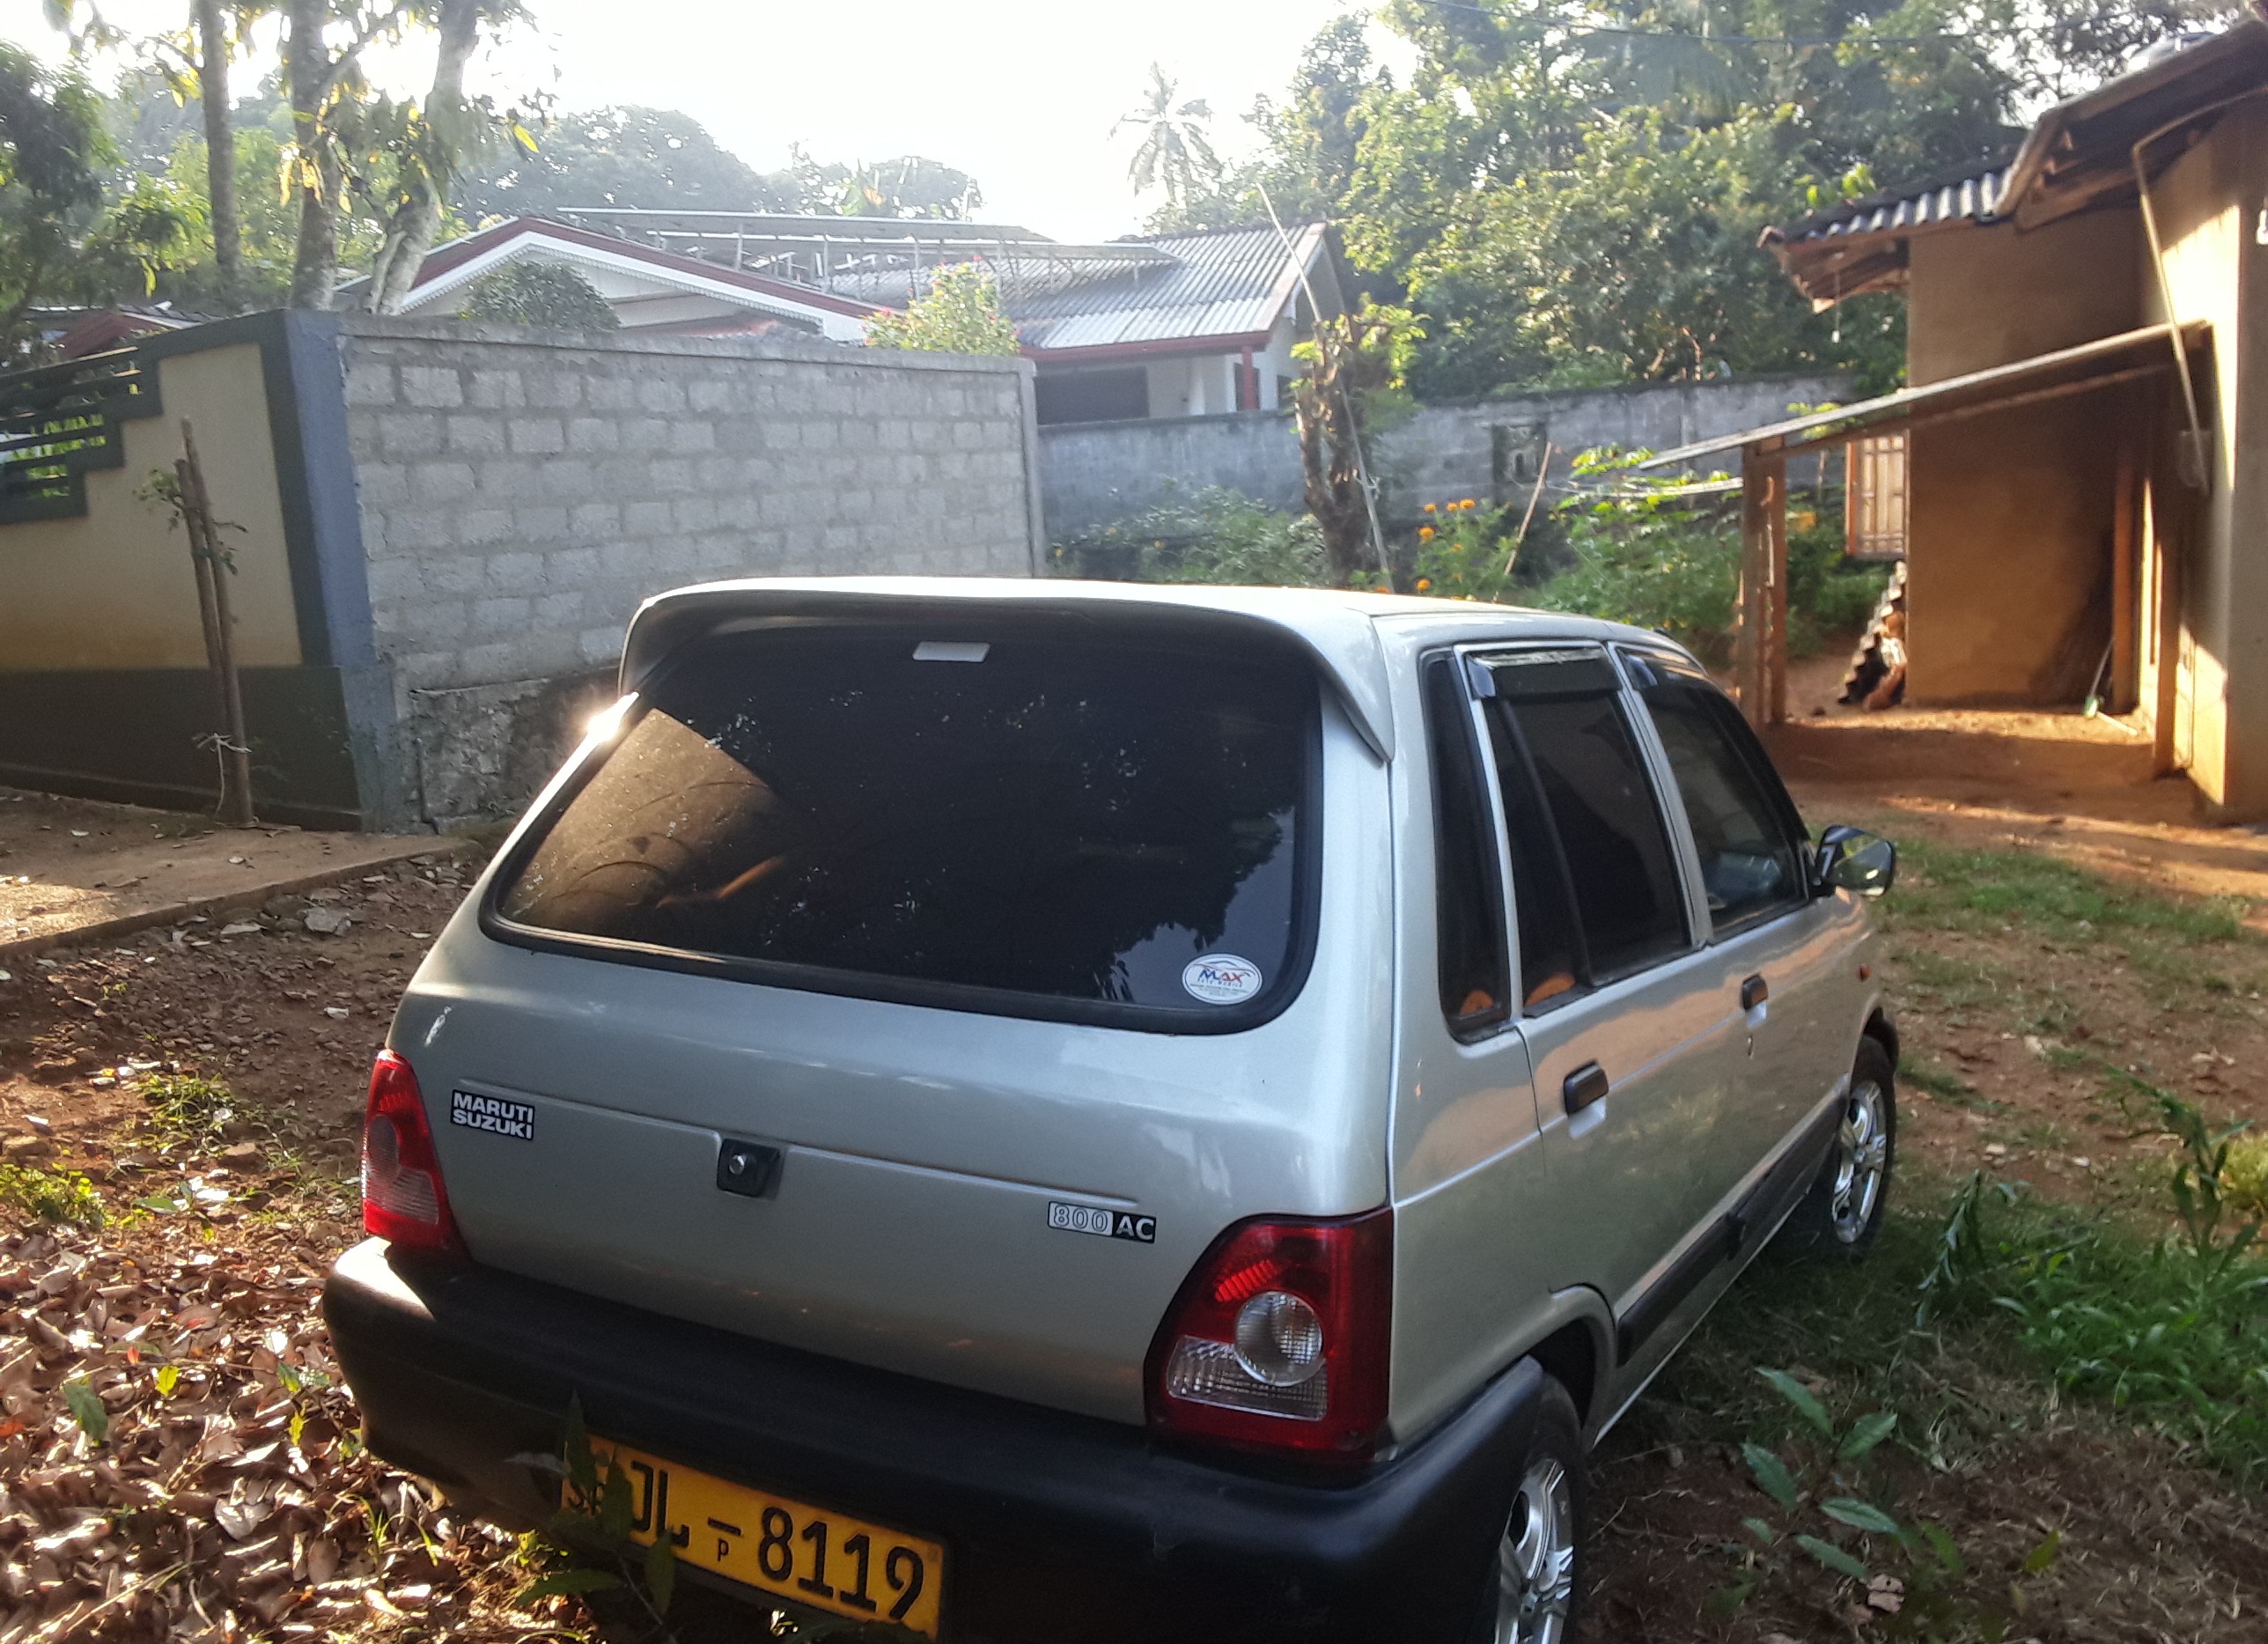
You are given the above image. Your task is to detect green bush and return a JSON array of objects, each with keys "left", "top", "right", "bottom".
[
  {"left": 462, "top": 262, "right": 620, "bottom": 331},
  {"left": 1049, "top": 487, "right": 1330, "bottom": 586},
  {"left": 1529, "top": 458, "right": 1888, "bottom": 662}
]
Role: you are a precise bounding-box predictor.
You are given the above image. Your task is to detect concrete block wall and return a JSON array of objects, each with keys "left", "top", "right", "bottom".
[
  {"left": 1039, "top": 374, "right": 1848, "bottom": 539},
  {"left": 338, "top": 317, "right": 1040, "bottom": 711},
  {"left": 332, "top": 316, "right": 1042, "bottom": 827}
]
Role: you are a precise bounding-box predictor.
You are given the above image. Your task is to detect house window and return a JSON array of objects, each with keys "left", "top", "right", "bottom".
[
  {"left": 1845, "top": 434, "right": 1907, "bottom": 561},
  {"left": 1035, "top": 369, "right": 1150, "bottom": 425}
]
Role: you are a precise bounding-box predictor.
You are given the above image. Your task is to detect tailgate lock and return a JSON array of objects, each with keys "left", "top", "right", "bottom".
[{"left": 715, "top": 1139, "right": 784, "bottom": 1199}]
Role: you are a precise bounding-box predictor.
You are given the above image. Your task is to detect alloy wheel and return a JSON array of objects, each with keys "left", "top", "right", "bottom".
[
  {"left": 1830, "top": 1080, "right": 1890, "bottom": 1242},
  {"left": 1493, "top": 1455, "right": 1576, "bottom": 1643}
]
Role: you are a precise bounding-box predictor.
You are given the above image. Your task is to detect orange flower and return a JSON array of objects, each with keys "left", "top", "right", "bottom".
[
  {"left": 1458, "top": 498, "right": 1476, "bottom": 511},
  {"left": 1418, "top": 525, "right": 1435, "bottom": 541},
  {"left": 1422, "top": 502, "right": 1438, "bottom": 513},
  {"left": 1415, "top": 577, "right": 1433, "bottom": 591}
]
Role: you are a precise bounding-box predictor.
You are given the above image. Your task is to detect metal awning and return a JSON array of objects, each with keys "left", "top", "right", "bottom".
[{"left": 1631, "top": 321, "right": 2209, "bottom": 472}]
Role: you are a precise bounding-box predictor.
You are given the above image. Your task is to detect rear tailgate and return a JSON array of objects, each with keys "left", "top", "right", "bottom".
[{"left": 394, "top": 608, "right": 1394, "bottom": 1425}]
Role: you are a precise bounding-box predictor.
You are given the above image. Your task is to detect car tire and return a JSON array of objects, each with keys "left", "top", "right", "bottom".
[
  {"left": 1466, "top": 1374, "right": 1586, "bottom": 1644},
  {"left": 1785, "top": 1036, "right": 1896, "bottom": 1259}
]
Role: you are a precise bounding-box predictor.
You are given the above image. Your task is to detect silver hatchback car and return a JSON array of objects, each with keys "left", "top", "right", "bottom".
[{"left": 326, "top": 579, "right": 1899, "bottom": 1643}]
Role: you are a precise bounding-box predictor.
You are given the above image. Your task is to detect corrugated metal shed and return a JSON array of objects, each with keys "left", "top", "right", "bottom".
[{"left": 1010, "top": 223, "right": 1326, "bottom": 350}]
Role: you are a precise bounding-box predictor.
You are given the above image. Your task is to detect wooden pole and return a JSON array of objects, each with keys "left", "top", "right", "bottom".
[
  {"left": 179, "top": 420, "right": 256, "bottom": 827},
  {"left": 2110, "top": 416, "right": 2139, "bottom": 714},
  {"left": 1502, "top": 440, "right": 1557, "bottom": 580},
  {"left": 1738, "top": 447, "right": 1771, "bottom": 726},
  {"left": 1766, "top": 460, "right": 1789, "bottom": 726}
]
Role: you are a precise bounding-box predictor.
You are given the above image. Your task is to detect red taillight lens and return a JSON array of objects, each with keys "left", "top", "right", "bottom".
[
  {"left": 1145, "top": 1208, "right": 1392, "bottom": 1461},
  {"left": 361, "top": 1050, "right": 464, "bottom": 1256}
]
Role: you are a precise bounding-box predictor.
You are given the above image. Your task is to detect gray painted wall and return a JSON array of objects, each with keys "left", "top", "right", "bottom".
[
  {"left": 334, "top": 317, "right": 1041, "bottom": 828},
  {"left": 1039, "top": 374, "right": 1849, "bottom": 537}
]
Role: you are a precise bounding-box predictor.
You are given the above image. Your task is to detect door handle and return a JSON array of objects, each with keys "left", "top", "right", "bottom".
[
  {"left": 1563, "top": 1061, "right": 1609, "bottom": 1114},
  {"left": 1741, "top": 974, "right": 1770, "bottom": 1012}
]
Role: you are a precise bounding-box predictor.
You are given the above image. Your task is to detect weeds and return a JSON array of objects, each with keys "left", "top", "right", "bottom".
[
  {"left": 0, "top": 1162, "right": 106, "bottom": 1227},
  {"left": 1720, "top": 1366, "right": 2060, "bottom": 1637},
  {"left": 1913, "top": 1084, "right": 2268, "bottom": 1483}
]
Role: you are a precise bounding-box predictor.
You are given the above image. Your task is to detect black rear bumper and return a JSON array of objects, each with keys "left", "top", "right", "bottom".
[{"left": 324, "top": 1238, "right": 1541, "bottom": 1644}]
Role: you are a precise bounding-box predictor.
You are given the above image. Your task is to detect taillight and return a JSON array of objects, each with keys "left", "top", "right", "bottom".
[
  {"left": 361, "top": 1049, "right": 464, "bottom": 1256},
  {"left": 1145, "top": 1208, "right": 1392, "bottom": 1461}
]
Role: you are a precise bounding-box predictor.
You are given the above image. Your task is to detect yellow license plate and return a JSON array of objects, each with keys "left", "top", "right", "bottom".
[{"left": 593, "top": 1438, "right": 946, "bottom": 1638}]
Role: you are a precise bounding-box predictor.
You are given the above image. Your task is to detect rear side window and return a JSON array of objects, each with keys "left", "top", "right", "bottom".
[
  {"left": 1479, "top": 650, "right": 1691, "bottom": 997},
  {"left": 490, "top": 624, "right": 1319, "bottom": 1026},
  {"left": 1422, "top": 658, "right": 1509, "bottom": 1036},
  {"left": 1626, "top": 656, "right": 1807, "bottom": 933}
]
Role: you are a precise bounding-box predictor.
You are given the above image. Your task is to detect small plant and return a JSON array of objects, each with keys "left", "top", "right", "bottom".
[
  {"left": 514, "top": 1398, "right": 679, "bottom": 1626},
  {"left": 144, "top": 1071, "right": 276, "bottom": 1147},
  {"left": 0, "top": 1162, "right": 105, "bottom": 1227},
  {"left": 1723, "top": 1364, "right": 2059, "bottom": 1634}
]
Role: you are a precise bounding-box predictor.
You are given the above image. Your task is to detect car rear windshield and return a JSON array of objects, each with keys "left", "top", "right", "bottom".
[{"left": 489, "top": 622, "right": 1320, "bottom": 1026}]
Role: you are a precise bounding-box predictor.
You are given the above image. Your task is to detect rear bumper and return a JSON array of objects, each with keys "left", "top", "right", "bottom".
[{"left": 324, "top": 1238, "right": 1540, "bottom": 1644}]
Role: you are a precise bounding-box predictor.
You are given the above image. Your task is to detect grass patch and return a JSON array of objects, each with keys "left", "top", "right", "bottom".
[
  {"left": 1888, "top": 837, "right": 2251, "bottom": 947},
  {"left": 1901, "top": 1056, "right": 2006, "bottom": 1114},
  {"left": 0, "top": 1163, "right": 105, "bottom": 1227}
]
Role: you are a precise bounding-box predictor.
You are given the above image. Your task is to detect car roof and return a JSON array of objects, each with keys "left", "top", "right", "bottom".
[{"left": 618, "top": 577, "right": 1683, "bottom": 763}]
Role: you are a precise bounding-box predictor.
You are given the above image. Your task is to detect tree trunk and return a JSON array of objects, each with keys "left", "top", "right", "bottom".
[
  {"left": 193, "top": 0, "right": 242, "bottom": 312},
  {"left": 1291, "top": 321, "right": 1378, "bottom": 585},
  {"left": 368, "top": 0, "right": 478, "bottom": 313},
  {"left": 284, "top": 0, "right": 339, "bottom": 310}
]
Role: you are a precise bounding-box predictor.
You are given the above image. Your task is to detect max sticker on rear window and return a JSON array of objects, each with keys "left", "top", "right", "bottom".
[
  {"left": 1181, "top": 955, "right": 1263, "bottom": 1006},
  {"left": 451, "top": 1090, "right": 534, "bottom": 1140}
]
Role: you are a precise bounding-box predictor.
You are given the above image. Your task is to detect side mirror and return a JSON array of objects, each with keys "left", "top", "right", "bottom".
[{"left": 1815, "top": 825, "right": 1896, "bottom": 898}]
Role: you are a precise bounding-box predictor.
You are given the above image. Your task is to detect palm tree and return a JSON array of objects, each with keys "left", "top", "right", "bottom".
[{"left": 1114, "top": 64, "right": 1222, "bottom": 208}]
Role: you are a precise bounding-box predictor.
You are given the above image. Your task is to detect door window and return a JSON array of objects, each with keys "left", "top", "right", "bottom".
[
  {"left": 1624, "top": 652, "right": 1808, "bottom": 933},
  {"left": 1422, "top": 658, "right": 1509, "bottom": 1036},
  {"left": 1479, "top": 651, "right": 1692, "bottom": 1002}
]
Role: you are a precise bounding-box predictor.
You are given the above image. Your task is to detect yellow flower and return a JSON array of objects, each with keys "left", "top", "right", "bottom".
[
  {"left": 1423, "top": 502, "right": 1438, "bottom": 513},
  {"left": 1415, "top": 577, "right": 1432, "bottom": 591},
  {"left": 1458, "top": 498, "right": 1476, "bottom": 511},
  {"left": 1418, "top": 525, "right": 1435, "bottom": 541}
]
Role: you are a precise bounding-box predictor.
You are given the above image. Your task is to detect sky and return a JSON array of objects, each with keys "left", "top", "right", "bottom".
[{"left": 24, "top": 0, "right": 1416, "bottom": 242}]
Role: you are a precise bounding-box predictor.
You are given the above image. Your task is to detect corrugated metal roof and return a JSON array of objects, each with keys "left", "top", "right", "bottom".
[
  {"left": 1009, "top": 224, "right": 1322, "bottom": 350},
  {"left": 1781, "top": 165, "right": 2007, "bottom": 247}
]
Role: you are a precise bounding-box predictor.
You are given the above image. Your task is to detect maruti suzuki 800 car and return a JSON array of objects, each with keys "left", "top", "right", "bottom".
[{"left": 324, "top": 579, "right": 1899, "bottom": 1643}]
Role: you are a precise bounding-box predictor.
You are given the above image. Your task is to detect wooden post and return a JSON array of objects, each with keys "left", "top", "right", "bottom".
[
  {"left": 2110, "top": 421, "right": 2139, "bottom": 714},
  {"left": 1738, "top": 448, "right": 1793, "bottom": 726},
  {"left": 178, "top": 420, "right": 256, "bottom": 828},
  {"left": 1737, "top": 447, "right": 1778, "bottom": 726},
  {"left": 1765, "top": 460, "right": 1788, "bottom": 725}
]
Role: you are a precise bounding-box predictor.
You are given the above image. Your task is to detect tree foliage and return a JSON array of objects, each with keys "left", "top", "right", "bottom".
[
  {"left": 1115, "top": 63, "right": 1222, "bottom": 210},
  {"left": 1169, "top": 0, "right": 2234, "bottom": 401},
  {"left": 1, "top": 41, "right": 190, "bottom": 358},
  {"left": 460, "top": 259, "right": 616, "bottom": 329},
  {"left": 864, "top": 260, "right": 1020, "bottom": 357},
  {"left": 460, "top": 104, "right": 800, "bottom": 218}
]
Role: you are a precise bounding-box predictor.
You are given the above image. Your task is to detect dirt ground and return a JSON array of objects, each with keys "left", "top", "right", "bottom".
[
  {"left": 2, "top": 700, "right": 2265, "bottom": 1639},
  {"left": 0, "top": 787, "right": 442, "bottom": 959}
]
